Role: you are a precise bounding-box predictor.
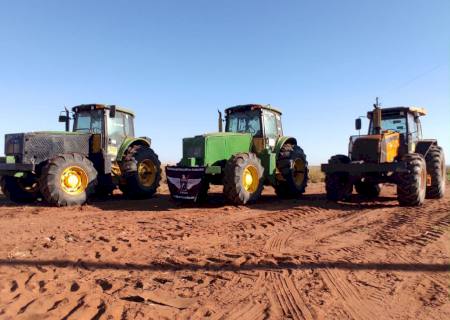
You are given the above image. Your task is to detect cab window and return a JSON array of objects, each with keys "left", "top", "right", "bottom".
[
  {"left": 73, "top": 110, "right": 103, "bottom": 134},
  {"left": 124, "top": 113, "right": 135, "bottom": 137},
  {"left": 108, "top": 112, "right": 126, "bottom": 145},
  {"left": 407, "top": 113, "right": 419, "bottom": 141},
  {"left": 226, "top": 110, "right": 262, "bottom": 136},
  {"left": 369, "top": 115, "right": 407, "bottom": 135},
  {"left": 263, "top": 111, "right": 282, "bottom": 139}
]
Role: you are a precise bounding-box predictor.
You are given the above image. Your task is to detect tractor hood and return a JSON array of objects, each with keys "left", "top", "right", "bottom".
[
  {"left": 350, "top": 131, "right": 400, "bottom": 163},
  {"left": 5, "top": 132, "right": 91, "bottom": 165},
  {"left": 180, "top": 132, "right": 252, "bottom": 167}
]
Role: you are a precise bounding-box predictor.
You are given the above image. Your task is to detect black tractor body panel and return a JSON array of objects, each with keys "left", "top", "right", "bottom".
[
  {"left": 415, "top": 140, "right": 437, "bottom": 157},
  {"left": 351, "top": 135, "right": 381, "bottom": 163},
  {"left": 5, "top": 132, "right": 91, "bottom": 165},
  {"left": 321, "top": 161, "right": 408, "bottom": 175}
]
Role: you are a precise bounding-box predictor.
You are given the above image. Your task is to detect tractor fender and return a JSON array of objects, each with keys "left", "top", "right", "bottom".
[
  {"left": 415, "top": 139, "right": 437, "bottom": 157},
  {"left": 274, "top": 136, "right": 297, "bottom": 158},
  {"left": 116, "top": 137, "right": 151, "bottom": 162}
]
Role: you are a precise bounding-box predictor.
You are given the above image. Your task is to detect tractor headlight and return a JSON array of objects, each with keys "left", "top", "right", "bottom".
[{"left": 5, "top": 134, "right": 22, "bottom": 155}]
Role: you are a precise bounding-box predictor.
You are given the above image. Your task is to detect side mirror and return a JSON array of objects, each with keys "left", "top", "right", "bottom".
[
  {"left": 110, "top": 105, "right": 116, "bottom": 118},
  {"left": 59, "top": 108, "right": 71, "bottom": 132},
  {"left": 355, "top": 118, "right": 362, "bottom": 131}
]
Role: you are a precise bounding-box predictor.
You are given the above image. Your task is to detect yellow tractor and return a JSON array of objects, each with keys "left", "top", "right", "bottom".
[{"left": 321, "top": 103, "right": 446, "bottom": 206}]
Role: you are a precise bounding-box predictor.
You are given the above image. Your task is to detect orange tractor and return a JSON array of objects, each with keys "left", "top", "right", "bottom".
[{"left": 321, "top": 104, "right": 446, "bottom": 206}]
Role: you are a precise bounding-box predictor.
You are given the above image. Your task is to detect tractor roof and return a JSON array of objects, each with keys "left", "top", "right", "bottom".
[
  {"left": 367, "top": 106, "right": 427, "bottom": 118},
  {"left": 225, "top": 104, "right": 282, "bottom": 115},
  {"left": 72, "top": 104, "right": 135, "bottom": 116}
]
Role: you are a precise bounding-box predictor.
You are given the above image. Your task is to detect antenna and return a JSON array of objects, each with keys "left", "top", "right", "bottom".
[{"left": 374, "top": 97, "right": 381, "bottom": 109}]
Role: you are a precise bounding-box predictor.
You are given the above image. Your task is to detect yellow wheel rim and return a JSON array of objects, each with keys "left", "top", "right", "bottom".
[
  {"left": 138, "top": 159, "right": 157, "bottom": 187},
  {"left": 242, "top": 165, "right": 259, "bottom": 193},
  {"left": 60, "top": 166, "right": 88, "bottom": 195},
  {"left": 293, "top": 159, "right": 306, "bottom": 186}
]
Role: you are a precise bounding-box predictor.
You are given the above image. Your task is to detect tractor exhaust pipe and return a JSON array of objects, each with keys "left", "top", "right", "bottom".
[
  {"left": 218, "top": 110, "right": 223, "bottom": 132},
  {"left": 373, "top": 98, "right": 382, "bottom": 135},
  {"left": 64, "top": 108, "right": 70, "bottom": 132}
]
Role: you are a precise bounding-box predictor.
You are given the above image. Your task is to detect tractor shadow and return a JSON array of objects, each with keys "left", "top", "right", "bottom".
[
  {"left": 91, "top": 191, "right": 399, "bottom": 213},
  {"left": 0, "top": 189, "right": 399, "bottom": 212},
  {"left": 0, "top": 257, "right": 448, "bottom": 273}
]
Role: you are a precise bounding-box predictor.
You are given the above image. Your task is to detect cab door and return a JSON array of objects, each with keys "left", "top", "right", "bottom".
[
  {"left": 407, "top": 113, "right": 421, "bottom": 153},
  {"left": 261, "top": 110, "right": 283, "bottom": 151},
  {"left": 107, "top": 111, "right": 127, "bottom": 160}
]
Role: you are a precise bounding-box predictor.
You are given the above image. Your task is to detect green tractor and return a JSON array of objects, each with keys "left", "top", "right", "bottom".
[
  {"left": 166, "top": 104, "right": 309, "bottom": 204},
  {"left": 0, "top": 104, "right": 161, "bottom": 206}
]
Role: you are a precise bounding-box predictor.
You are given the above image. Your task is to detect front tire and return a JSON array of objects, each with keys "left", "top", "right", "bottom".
[
  {"left": 0, "top": 174, "right": 40, "bottom": 204},
  {"left": 223, "top": 153, "right": 264, "bottom": 205},
  {"left": 425, "top": 146, "right": 446, "bottom": 199},
  {"left": 397, "top": 153, "right": 426, "bottom": 206},
  {"left": 274, "top": 143, "right": 309, "bottom": 198},
  {"left": 325, "top": 155, "right": 353, "bottom": 201},
  {"left": 120, "top": 145, "right": 161, "bottom": 199},
  {"left": 39, "top": 153, "right": 98, "bottom": 206}
]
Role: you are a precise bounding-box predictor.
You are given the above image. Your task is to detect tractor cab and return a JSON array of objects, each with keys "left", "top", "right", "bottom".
[
  {"left": 224, "top": 104, "right": 283, "bottom": 152},
  {"left": 60, "top": 104, "right": 135, "bottom": 159},
  {"left": 363, "top": 107, "right": 426, "bottom": 155}
]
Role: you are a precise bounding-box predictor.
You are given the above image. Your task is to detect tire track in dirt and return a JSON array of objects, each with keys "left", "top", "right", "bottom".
[
  {"left": 208, "top": 206, "right": 325, "bottom": 320},
  {"left": 267, "top": 272, "right": 314, "bottom": 320},
  {"left": 320, "top": 268, "right": 379, "bottom": 320},
  {"left": 1, "top": 185, "right": 449, "bottom": 319},
  {"left": 262, "top": 226, "right": 318, "bottom": 320},
  {"left": 210, "top": 272, "right": 268, "bottom": 320},
  {"left": 368, "top": 201, "right": 450, "bottom": 248}
]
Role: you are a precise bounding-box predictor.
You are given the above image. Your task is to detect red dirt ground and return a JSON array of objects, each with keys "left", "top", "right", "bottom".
[{"left": 0, "top": 183, "right": 449, "bottom": 319}]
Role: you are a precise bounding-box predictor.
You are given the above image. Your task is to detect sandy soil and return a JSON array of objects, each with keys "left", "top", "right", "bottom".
[{"left": 0, "top": 183, "right": 449, "bottom": 320}]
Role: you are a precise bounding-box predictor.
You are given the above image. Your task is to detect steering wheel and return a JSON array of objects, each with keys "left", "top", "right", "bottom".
[{"left": 247, "top": 126, "right": 257, "bottom": 134}]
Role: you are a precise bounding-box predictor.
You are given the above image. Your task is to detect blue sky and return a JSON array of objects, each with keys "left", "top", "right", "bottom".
[{"left": 0, "top": 0, "right": 449, "bottom": 164}]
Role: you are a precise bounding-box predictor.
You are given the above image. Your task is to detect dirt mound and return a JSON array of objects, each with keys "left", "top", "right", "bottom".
[{"left": 0, "top": 183, "right": 449, "bottom": 319}]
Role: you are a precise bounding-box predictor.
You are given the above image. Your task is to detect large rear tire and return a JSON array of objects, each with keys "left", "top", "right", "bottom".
[
  {"left": 397, "top": 153, "right": 426, "bottom": 206},
  {"left": 274, "top": 143, "right": 309, "bottom": 198},
  {"left": 0, "top": 174, "right": 40, "bottom": 204},
  {"left": 120, "top": 145, "right": 161, "bottom": 199},
  {"left": 39, "top": 153, "right": 98, "bottom": 206},
  {"left": 223, "top": 153, "right": 264, "bottom": 205},
  {"left": 425, "top": 146, "right": 446, "bottom": 199},
  {"left": 325, "top": 155, "right": 353, "bottom": 201}
]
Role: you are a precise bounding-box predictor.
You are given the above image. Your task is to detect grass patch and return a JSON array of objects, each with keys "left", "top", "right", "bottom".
[{"left": 309, "top": 166, "right": 325, "bottom": 183}]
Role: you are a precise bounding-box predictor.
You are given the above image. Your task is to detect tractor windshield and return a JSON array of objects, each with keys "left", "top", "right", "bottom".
[
  {"left": 369, "top": 115, "right": 407, "bottom": 135},
  {"left": 226, "top": 110, "right": 262, "bottom": 136},
  {"left": 73, "top": 110, "right": 104, "bottom": 134}
]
